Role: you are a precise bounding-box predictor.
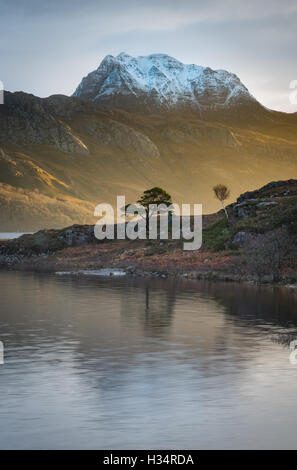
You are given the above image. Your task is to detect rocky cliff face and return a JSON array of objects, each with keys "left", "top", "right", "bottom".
[
  {"left": 73, "top": 53, "right": 260, "bottom": 116},
  {"left": 0, "top": 92, "right": 89, "bottom": 154}
]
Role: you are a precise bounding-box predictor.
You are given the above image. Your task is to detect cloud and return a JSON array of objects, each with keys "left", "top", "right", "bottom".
[{"left": 3, "top": 0, "right": 297, "bottom": 35}]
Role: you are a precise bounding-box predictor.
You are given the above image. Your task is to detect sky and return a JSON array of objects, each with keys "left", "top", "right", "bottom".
[{"left": 1, "top": 0, "right": 297, "bottom": 112}]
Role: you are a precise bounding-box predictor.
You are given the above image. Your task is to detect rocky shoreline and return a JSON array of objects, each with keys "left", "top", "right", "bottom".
[
  {"left": 1, "top": 178, "right": 296, "bottom": 286},
  {"left": 1, "top": 249, "right": 296, "bottom": 288}
]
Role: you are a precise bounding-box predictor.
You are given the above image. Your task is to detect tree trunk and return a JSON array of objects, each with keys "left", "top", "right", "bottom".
[
  {"left": 145, "top": 208, "right": 150, "bottom": 232},
  {"left": 221, "top": 201, "right": 229, "bottom": 221}
]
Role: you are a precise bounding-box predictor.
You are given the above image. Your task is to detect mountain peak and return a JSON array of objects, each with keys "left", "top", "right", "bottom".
[
  {"left": 116, "top": 51, "right": 132, "bottom": 59},
  {"left": 73, "top": 53, "right": 258, "bottom": 114}
]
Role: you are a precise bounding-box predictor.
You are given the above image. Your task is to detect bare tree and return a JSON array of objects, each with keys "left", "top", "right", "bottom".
[
  {"left": 244, "top": 228, "right": 297, "bottom": 282},
  {"left": 213, "top": 184, "right": 230, "bottom": 221},
  {"left": 243, "top": 234, "right": 269, "bottom": 283}
]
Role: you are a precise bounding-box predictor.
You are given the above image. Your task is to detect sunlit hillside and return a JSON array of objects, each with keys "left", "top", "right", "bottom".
[{"left": 0, "top": 91, "right": 297, "bottom": 230}]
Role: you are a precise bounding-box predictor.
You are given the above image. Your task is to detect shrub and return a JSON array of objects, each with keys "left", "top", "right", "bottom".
[
  {"left": 203, "top": 218, "right": 234, "bottom": 251},
  {"left": 243, "top": 227, "right": 297, "bottom": 282}
]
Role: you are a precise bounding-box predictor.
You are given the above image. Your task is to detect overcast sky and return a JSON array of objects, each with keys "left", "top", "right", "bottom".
[{"left": 1, "top": 0, "right": 297, "bottom": 112}]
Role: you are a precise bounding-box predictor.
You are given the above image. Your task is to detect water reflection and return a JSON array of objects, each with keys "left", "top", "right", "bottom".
[
  {"left": 120, "top": 284, "right": 177, "bottom": 334},
  {"left": 0, "top": 271, "right": 297, "bottom": 449}
]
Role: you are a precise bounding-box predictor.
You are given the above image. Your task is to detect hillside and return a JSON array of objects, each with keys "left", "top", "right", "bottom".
[
  {"left": 1, "top": 54, "right": 297, "bottom": 231},
  {"left": 1, "top": 179, "right": 296, "bottom": 284}
]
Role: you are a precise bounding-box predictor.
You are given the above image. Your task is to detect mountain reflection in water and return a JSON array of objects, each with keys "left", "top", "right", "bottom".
[{"left": 0, "top": 271, "right": 297, "bottom": 449}]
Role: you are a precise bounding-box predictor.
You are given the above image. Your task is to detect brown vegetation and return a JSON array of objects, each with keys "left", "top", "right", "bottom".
[{"left": 1, "top": 180, "right": 296, "bottom": 285}]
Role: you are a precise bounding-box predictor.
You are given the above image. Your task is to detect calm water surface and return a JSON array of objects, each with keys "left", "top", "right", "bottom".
[
  {"left": 0, "top": 233, "right": 32, "bottom": 239},
  {"left": 1, "top": 270, "right": 297, "bottom": 449}
]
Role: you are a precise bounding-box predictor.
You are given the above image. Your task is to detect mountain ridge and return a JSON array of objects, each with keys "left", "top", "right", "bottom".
[
  {"left": 73, "top": 52, "right": 260, "bottom": 116},
  {"left": 0, "top": 54, "right": 297, "bottom": 230}
]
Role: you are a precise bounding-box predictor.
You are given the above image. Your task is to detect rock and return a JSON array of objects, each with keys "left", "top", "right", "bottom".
[
  {"left": 237, "top": 179, "right": 297, "bottom": 203},
  {"left": 233, "top": 202, "right": 255, "bottom": 218},
  {"left": 0, "top": 93, "right": 89, "bottom": 155},
  {"left": 0, "top": 224, "right": 97, "bottom": 257},
  {"left": 261, "top": 274, "right": 274, "bottom": 283},
  {"left": 232, "top": 231, "right": 257, "bottom": 246},
  {"left": 257, "top": 201, "right": 278, "bottom": 208},
  {"left": 63, "top": 229, "right": 92, "bottom": 246}
]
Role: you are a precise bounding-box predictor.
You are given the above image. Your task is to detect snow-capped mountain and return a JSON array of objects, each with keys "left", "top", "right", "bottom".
[
  {"left": 1, "top": 55, "right": 297, "bottom": 230},
  {"left": 73, "top": 52, "right": 258, "bottom": 113}
]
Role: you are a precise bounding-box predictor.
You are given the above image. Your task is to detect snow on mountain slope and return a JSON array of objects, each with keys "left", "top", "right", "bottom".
[{"left": 73, "top": 52, "right": 258, "bottom": 112}]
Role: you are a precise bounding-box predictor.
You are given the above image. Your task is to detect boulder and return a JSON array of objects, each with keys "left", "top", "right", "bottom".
[
  {"left": 257, "top": 201, "right": 278, "bottom": 208},
  {"left": 233, "top": 202, "right": 255, "bottom": 218},
  {"left": 232, "top": 231, "right": 257, "bottom": 246}
]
